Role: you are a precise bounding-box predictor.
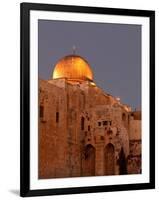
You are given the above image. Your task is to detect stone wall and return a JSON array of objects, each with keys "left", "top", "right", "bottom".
[{"left": 39, "top": 79, "right": 142, "bottom": 178}]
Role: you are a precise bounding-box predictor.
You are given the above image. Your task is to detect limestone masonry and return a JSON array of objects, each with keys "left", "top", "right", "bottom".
[{"left": 39, "top": 54, "right": 141, "bottom": 178}]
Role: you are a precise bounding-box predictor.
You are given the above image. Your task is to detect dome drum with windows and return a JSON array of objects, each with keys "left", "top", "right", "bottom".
[{"left": 52, "top": 55, "right": 94, "bottom": 82}]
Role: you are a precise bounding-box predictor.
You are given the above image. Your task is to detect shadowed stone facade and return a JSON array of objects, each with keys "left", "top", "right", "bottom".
[{"left": 38, "top": 55, "right": 141, "bottom": 179}]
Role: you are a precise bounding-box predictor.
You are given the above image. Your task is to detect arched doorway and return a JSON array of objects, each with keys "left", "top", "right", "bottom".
[
  {"left": 104, "top": 143, "right": 115, "bottom": 175},
  {"left": 82, "top": 144, "right": 95, "bottom": 176}
]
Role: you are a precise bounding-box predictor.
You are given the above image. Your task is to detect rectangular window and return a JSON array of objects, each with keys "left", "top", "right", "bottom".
[
  {"left": 56, "top": 112, "right": 59, "bottom": 123},
  {"left": 100, "top": 136, "right": 104, "bottom": 140},
  {"left": 81, "top": 117, "right": 85, "bottom": 130},
  {"left": 40, "top": 106, "right": 44, "bottom": 118},
  {"left": 98, "top": 122, "right": 101, "bottom": 126},
  {"left": 103, "top": 121, "right": 107, "bottom": 125},
  {"left": 88, "top": 125, "right": 90, "bottom": 131}
]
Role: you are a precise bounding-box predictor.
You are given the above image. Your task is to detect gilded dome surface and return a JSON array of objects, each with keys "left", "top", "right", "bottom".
[{"left": 52, "top": 55, "right": 93, "bottom": 81}]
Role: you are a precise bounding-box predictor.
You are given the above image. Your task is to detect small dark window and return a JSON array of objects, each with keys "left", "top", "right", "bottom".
[
  {"left": 101, "top": 136, "right": 104, "bottom": 140},
  {"left": 122, "top": 113, "right": 126, "bottom": 121},
  {"left": 81, "top": 117, "right": 85, "bottom": 130},
  {"left": 107, "top": 129, "right": 113, "bottom": 135},
  {"left": 98, "top": 122, "right": 101, "bottom": 126},
  {"left": 103, "top": 121, "right": 107, "bottom": 125},
  {"left": 110, "top": 121, "right": 112, "bottom": 126},
  {"left": 56, "top": 112, "right": 59, "bottom": 123},
  {"left": 88, "top": 125, "right": 90, "bottom": 131},
  {"left": 40, "top": 106, "right": 44, "bottom": 118}
]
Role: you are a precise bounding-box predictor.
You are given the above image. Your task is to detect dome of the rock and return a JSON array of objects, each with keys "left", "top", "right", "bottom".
[{"left": 52, "top": 55, "right": 93, "bottom": 81}]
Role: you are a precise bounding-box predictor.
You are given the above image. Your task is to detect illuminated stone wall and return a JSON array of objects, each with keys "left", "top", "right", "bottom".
[{"left": 39, "top": 78, "right": 141, "bottom": 178}]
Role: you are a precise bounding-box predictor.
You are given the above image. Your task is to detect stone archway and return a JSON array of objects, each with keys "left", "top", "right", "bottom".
[
  {"left": 82, "top": 144, "right": 95, "bottom": 176},
  {"left": 104, "top": 143, "right": 115, "bottom": 175}
]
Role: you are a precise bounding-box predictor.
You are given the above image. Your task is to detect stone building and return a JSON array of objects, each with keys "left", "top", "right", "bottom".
[{"left": 39, "top": 54, "right": 141, "bottom": 179}]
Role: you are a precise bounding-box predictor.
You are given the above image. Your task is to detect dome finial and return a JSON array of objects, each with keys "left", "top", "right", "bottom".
[{"left": 72, "top": 45, "right": 76, "bottom": 55}]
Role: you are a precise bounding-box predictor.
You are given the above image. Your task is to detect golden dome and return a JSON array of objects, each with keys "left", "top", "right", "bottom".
[{"left": 52, "top": 55, "right": 93, "bottom": 81}]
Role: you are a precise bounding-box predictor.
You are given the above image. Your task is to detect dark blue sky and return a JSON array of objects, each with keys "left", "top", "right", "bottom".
[{"left": 38, "top": 20, "right": 141, "bottom": 110}]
